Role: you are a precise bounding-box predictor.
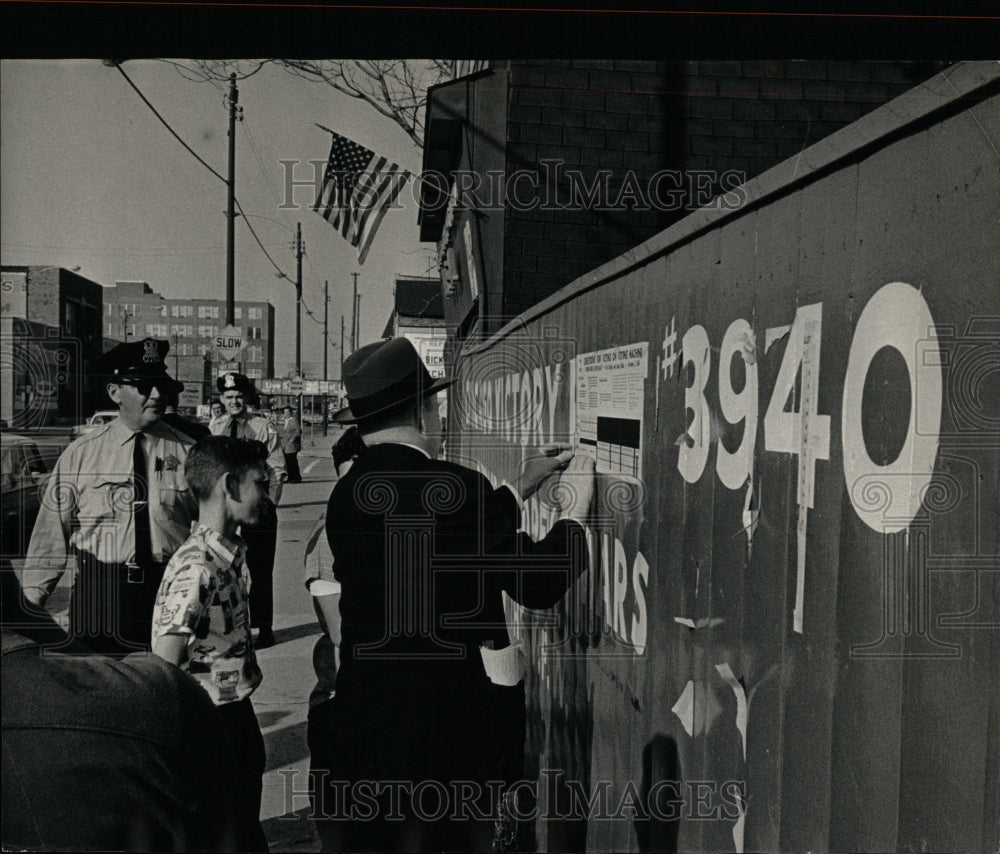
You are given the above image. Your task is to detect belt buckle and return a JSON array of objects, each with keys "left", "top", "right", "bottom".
[{"left": 125, "top": 562, "right": 144, "bottom": 584}]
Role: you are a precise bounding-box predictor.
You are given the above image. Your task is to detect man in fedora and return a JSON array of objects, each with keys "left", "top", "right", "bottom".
[
  {"left": 315, "top": 337, "right": 595, "bottom": 853},
  {"left": 20, "top": 339, "right": 198, "bottom": 656},
  {"left": 211, "top": 371, "right": 286, "bottom": 649}
]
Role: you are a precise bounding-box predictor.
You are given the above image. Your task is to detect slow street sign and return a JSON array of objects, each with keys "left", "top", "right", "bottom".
[{"left": 215, "top": 324, "right": 244, "bottom": 361}]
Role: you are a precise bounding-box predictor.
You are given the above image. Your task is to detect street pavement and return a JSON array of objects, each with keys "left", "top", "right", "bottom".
[{"left": 256, "top": 434, "right": 340, "bottom": 853}]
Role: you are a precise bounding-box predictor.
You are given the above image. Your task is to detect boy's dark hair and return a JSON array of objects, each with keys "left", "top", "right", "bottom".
[
  {"left": 184, "top": 436, "right": 269, "bottom": 501},
  {"left": 332, "top": 426, "right": 366, "bottom": 472}
]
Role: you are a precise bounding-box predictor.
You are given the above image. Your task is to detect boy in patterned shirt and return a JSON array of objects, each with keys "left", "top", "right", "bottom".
[{"left": 151, "top": 436, "right": 271, "bottom": 852}]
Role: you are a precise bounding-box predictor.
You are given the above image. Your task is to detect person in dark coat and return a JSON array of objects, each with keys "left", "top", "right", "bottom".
[
  {"left": 315, "top": 337, "right": 595, "bottom": 853},
  {"left": 1, "top": 563, "right": 240, "bottom": 852}
]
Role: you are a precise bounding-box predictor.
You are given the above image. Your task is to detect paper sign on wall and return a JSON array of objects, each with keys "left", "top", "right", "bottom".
[{"left": 576, "top": 342, "right": 648, "bottom": 478}]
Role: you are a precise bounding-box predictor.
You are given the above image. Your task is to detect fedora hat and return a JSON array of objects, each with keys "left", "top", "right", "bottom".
[{"left": 333, "top": 338, "right": 454, "bottom": 424}]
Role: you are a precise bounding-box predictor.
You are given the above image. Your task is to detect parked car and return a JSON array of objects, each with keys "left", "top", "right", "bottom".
[
  {"left": 1, "top": 433, "right": 49, "bottom": 561},
  {"left": 301, "top": 412, "right": 324, "bottom": 426},
  {"left": 71, "top": 409, "right": 118, "bottom": 439}
]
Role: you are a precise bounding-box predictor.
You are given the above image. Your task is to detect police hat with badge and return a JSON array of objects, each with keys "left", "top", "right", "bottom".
[
  {"left": 216, "top": 372, "right": 255, "bottom": 396},
  {"left": 98, "top": 338, "right": 179, "bottom": 395}
]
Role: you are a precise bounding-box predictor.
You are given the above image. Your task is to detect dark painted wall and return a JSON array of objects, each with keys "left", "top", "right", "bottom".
[{"left": 448, "top": 63, "right": 999, "bottom": 853}]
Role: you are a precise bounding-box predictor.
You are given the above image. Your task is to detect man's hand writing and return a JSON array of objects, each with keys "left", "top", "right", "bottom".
[
  {"left": 516, "top": 444, "right": 573, "bottom": 500},
  {"left": 555, "top": 454, "right": 596, "bottom": 523}
]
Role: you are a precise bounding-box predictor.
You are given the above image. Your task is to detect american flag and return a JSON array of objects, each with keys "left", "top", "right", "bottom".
[{"left": 312, "top": 127, "right": 411, "bottom": 265}]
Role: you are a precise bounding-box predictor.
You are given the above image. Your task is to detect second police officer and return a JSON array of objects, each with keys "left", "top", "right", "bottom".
[{"left": 211, "top": 372, "right": 286, "bottom": 648}]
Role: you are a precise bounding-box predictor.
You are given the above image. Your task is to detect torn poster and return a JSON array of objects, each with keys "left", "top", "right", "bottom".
[{"left": 715, "top": 662, "right": 748, "bottom": 761}]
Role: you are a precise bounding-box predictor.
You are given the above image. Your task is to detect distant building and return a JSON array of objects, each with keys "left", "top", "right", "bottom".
[
  {"left": 103, "top": 280, "right": 275, "bottom": 402},
  {"left": 1, "top": 265, "right": 104, "bottom": 427},
  {"left": 381, "top": 275, "right": 448, "bottom": 380}
]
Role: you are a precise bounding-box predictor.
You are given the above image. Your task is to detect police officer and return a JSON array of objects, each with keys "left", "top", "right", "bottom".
[
  {"left": 20, "top": 339, "right": 198, "bottom": 656},
  {"left": 211, "top": 372, "right": 286, "bottom": 648}
]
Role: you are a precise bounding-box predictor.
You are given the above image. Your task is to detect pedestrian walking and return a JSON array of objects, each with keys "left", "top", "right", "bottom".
[
  {"left": 280, "top": 405, "right": 303, "bottom": 483},
  {"left": 19, "top": 339, "right": 197, "bottom": 656},
  {"left": 151, "top": 435, "right": 271, "bottom": 852},
  {"left": 315, "top": 337, "right": 595, "bottom": 853},
  {"left": 210, "top": 372, "right": 285, "bottom": 649}
]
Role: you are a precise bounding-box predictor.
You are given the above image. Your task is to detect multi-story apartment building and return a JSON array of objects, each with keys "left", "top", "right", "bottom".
[{"left": 103, "top": 280, "right": 275, "bottom": 401}]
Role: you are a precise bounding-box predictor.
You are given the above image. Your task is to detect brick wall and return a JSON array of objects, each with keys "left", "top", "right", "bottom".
[
  {"left": 504, "top": 60, "right": 682, "bottom": 319},
  {"left": 502, "top": 59, "right": 941, "bottom": 319},
  {"left": 683, "top": 60, "right": 938, "bottom": 182}
]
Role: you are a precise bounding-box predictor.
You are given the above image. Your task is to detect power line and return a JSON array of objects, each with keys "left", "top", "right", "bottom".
[
  {"left": 114, "top": 62, "right": 295, "bottom": 285},
  {"left": 233, "top": 197, "right": 293, "bottom": 281},
  {"left": 114, "top": 62, "right": 227, "bottom": 185}
]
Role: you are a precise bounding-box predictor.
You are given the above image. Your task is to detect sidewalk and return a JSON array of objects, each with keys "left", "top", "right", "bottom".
[{"left": 255, "top": 437, "right": 338, "bottom": 853}]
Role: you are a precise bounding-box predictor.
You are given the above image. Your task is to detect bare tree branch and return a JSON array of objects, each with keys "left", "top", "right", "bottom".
[{"left": 179, "top": 59, "right": 452, "bottom": 147}]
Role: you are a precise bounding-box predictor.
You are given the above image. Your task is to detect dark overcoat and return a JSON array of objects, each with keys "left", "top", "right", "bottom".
[{"left": 323, "top": 442, "right": 588, "bottom": 793}]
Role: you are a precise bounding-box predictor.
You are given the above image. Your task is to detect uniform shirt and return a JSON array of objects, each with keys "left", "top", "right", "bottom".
[
  {"left": 152, "top": 523, "right": 263, "bottom": 705},
  {"left": 21, "top": 416, "right": 197, "bottom": 600},
  {"left": 211, "top": 412, "right": 286, "bottom": 486}
]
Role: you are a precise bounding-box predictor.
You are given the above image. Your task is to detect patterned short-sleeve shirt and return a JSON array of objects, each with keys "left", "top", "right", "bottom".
[{"left": 152, "top": 524, "right": 262, "bottom": 704}]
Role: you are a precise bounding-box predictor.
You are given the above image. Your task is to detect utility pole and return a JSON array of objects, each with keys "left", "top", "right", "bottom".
[
  {"left": 225, "top": 73, "right": 239, "bottom": 326},
  {"left": 323, "top": 279, "right": 329, "bottom": 381},
  {"left": 295, "top": 222, "right": 303, "bottom": 377},
  {"left": 356, "top": 294, "right": 362, "bottom": 348},
  {"left": 340, "top": 315, "right": 345, "bottom": 379},
  {"left": 351, "top": 272, "right": 359, "bottom": 351},
  {"left": 173, "top": 333, "right": 180, "bottom": 379}
]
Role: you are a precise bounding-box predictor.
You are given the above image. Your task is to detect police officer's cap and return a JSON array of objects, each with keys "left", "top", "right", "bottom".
[
  {"left": 217, "top": 372, "right": 255, "bottom": 395},
  {"left": 99, "top": 338, "right": 173, "bottom": 382}
]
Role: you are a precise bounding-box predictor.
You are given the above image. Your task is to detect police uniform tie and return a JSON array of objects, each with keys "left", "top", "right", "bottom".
[
  {"left": 230, "top": 417, "right": 240, "bottom": 439},
  {"left": 133, "top": 432, "right": 154, "bottom": 569}
]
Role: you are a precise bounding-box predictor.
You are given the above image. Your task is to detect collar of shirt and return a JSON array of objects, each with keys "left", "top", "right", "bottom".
[
  {"left": 190, "top": 522, "right": 246, "bottom": 572},
  {"left": 388, "top": 441, "right": 431, "bottom": 459},
  {"left": 108, "top": 416, "right": 139, "bottom": 446},
  {"left": 107, "top": 415, "right": 182, "bottom": 447}
]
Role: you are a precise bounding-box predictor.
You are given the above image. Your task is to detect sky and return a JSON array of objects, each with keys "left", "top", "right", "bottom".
[{"left": 0, "top": 59, "right": 438, "bottom": 379}]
